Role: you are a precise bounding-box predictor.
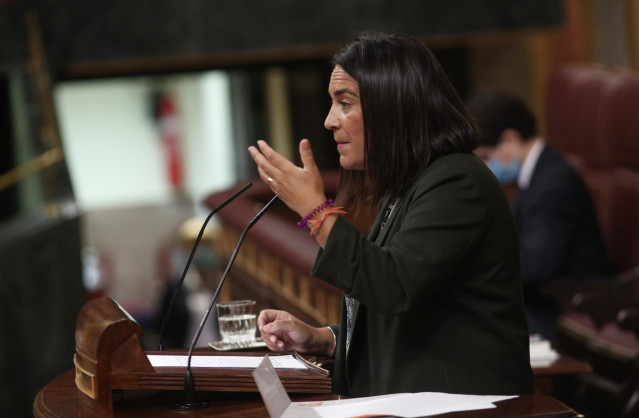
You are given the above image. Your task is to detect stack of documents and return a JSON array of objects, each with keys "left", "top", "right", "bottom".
[
  {"left": 147, "top": 353, "right": 331, "bottom": 393},
  {"left": 148, "top": 354, "right": 308, "bottom": 369}
]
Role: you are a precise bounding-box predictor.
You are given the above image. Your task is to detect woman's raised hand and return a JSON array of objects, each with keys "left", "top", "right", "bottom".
[{"left": 248, "top": 139, "right": 327, "bottom": 218}]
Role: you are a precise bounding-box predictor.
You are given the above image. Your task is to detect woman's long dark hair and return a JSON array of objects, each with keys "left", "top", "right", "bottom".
[{"left": 332, "top": 32, "right": 479, "bottom": 210}]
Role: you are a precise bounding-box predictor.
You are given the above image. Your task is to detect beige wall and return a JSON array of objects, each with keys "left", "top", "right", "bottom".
[{"left": 82, "top": 203, "right": 192, "bottom": 318}]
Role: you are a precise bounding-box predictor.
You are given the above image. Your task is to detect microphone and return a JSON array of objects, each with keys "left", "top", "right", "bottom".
[
  {"left": 174, "top": 194, "right": 279, "bottom": 411},
  {"left": 158, "top": 182, "right": 252, "bottom": 351}
]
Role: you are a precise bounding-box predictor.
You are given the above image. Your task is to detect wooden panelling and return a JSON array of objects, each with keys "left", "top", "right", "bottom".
[{"left": 217, "top": 223, "right": 341, "bottom": 327}]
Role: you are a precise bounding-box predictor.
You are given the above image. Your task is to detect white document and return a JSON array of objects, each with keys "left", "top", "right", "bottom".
[
  {"left": 529, "top": 338, "right": 560, "bottom": 367},
  {"left": 288, "top": 393, "right": 517, "bottom": 418},
  {"left": 251, "top": 356, "right": 517, "bottom": 418},
  {"left": 253, "top": 355, "right": 315, "bottom": 418},
  {"left": 147, "top": 354, "right": 308, "bottom": 369}
]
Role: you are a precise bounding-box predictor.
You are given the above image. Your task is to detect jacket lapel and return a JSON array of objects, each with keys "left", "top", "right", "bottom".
[
  {"left": 375, "top": 198, "right": 401, "bottom": 245},
  {"left": 367, "top": 199, "right": 387, "bottom": 242},
  {"left": 346, "top": 198, "right": 387, "bottom": 358},
  {"left": 348, "top": 197, "right": 401, "bottom": 357}
]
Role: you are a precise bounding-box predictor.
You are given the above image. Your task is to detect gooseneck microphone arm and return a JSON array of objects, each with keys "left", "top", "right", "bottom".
[
  {"left": 158, "top": 182, "right": 252, "bottom": 351},
  {"left": 174, "top": 194, "right": 278, "bottom": 411}
]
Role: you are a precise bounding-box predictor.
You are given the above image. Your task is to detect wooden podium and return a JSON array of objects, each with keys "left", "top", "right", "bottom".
[
  {"left": 73, "top": 297, "right": 331, "bottom": 413},
  {"left": 35, "top": 369, "right": 581, "bottom": 417}
]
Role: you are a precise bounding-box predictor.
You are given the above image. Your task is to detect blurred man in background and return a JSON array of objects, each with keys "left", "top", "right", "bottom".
[{"left": 466, "top": 91, "right": 615, "bottom": 340}]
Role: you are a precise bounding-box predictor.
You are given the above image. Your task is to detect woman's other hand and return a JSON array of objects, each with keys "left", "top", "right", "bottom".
[{"left": 257, "top": 309, "right": 335, "bottom": 357}]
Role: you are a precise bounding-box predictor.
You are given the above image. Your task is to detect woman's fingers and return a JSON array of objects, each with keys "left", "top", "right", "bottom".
[
  {"left": 258, "top": 309, "right": 287, "bottom": 328},
  {"left": 249, "top": 146, "right": 282, "bottom": 194},
  {"left": 249, "top": 141, "right": 300, "bottom": 189},
  {"left": 256, "top": 166, "right": 274, "bottom": 187},
  {"left": 299, "top": 139, "right": 320, "bottom": 177},
  {"left": 261, "top": 325, "right": 291, "bottom": 351},
  {"left": 256, "top": 140, "right": 291, "bottom": 169},
  {"left": 257, "top": 310, "right": 314, "bottom": 353},
  {"left": 248, "top": 146, "right": 279, "bottom": 178},
  {"left": 248, "top": 139, "right": 326, "bottom": 218},
  {"left": 250, "top": 139, "right": 319, "bottom": 182},
  {"left": 258, "top": 310, "right": 289, "bottom": 351}
]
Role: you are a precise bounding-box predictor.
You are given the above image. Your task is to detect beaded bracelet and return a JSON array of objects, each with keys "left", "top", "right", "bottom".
[
  {"left": 308, "top": 206, "right": 346, "bottom": 236},
  {"left": 297, "top": 199, "right": 334, "bottom": 229}
]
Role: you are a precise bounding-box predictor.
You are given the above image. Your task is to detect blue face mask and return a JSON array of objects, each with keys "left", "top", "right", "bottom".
[{"left": 487, "top": 158, "right": 521, "bottom": 185}]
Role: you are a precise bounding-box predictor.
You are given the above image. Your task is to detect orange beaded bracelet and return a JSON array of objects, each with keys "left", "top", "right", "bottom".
[{"left": 307, "top": 206, "right": 346, "bottom": 236}]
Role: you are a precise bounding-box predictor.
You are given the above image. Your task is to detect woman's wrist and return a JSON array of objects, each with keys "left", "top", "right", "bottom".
[
  {"left": 296, "top": 197, "right": 346, "bottom": 240},
  {"left": 297, "top": 197, "right": 330, "bottom": 229},
  {"left": 325, "top": 326, "right": 337, "bottom": 358},
  {"left": 315, "top": 326, "right": 336, "bottom": 358}
]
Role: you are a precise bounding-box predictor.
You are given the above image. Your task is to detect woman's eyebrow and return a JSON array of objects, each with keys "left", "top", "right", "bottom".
[{"left": 329, "top": 88, "right": 359, "bottom": 100}]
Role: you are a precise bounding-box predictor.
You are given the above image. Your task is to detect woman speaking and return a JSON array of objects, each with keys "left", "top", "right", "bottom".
[{"left": 248, "top": 32, "right": 533, "bottom": 397}]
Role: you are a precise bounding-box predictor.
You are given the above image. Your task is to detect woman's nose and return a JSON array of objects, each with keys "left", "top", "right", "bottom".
[{"left": 324, "top": 107, "right": 339, "bottom": 131}]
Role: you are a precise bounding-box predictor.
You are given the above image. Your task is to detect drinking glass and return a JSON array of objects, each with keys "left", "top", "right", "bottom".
[{"left": 216, "top": 300, "right": 257, "bottom": 343}]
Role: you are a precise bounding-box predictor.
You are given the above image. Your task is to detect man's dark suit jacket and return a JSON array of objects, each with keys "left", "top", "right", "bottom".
[
  {"left": 312, "top": 153, "right": 534, "bottom": 397},
  {"left": 513, "top": 145, "right": 614, "bottom": 338}
]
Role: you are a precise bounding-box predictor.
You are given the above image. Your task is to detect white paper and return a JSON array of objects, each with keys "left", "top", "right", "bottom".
[
  {"left": 248, "top": 356, "right": 517, "bottom": 418},
  {"left": 283, "top": 394, "right": 402, "bottom": 418},
  {"left": 147, "top": 354, "right": 308, "bottom": 369},
  {"left": 287, "top": 393, "right": 517, "bottom": 418},
  {"left": 529, "top": 339, "right": 560, "bottom": 367},
  {"left": 253, "top": 356, "right": 300, "bottom": 418}
]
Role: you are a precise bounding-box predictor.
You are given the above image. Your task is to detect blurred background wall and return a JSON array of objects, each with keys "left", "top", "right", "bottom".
[{"left": 0, "top": 0, "right": 637, "bottom": 416}]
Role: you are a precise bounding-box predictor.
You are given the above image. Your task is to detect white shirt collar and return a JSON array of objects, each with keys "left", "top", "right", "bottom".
[{"left": 518, "top": 139, "right": 545, "bottom": 190}]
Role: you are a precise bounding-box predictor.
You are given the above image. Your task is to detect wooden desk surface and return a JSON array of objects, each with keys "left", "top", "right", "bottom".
[
  {"left": 532, "top": 355, "right": 592, "bottom": 377},
  {"left": 34, "top": 369, "right": 580, "bottom": 418}
]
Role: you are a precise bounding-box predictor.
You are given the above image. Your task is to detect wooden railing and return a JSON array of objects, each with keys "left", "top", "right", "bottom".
[{"left": 204, "top": 171, "right": 353, "bottom": 327}]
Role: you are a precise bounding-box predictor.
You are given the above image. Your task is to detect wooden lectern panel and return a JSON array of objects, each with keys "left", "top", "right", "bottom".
[
  {"left": 73, "top": 297, "right": 331, "bottom": 413},
  {"left": 74, "top": 297, "right": 154, "bottom": 412}
]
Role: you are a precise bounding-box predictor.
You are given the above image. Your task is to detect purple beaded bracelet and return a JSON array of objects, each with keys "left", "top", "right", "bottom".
[{"left": 297, "top": 199, "right": 334, "bottom": 229}]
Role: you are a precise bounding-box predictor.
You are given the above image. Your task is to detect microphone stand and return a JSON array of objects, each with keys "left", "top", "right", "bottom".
[
  {"left": 158, "top": 182, "right": 252, "bottom": 351},
  {"left": 173, "top": 194, "right": 279, "bottom": 411}
]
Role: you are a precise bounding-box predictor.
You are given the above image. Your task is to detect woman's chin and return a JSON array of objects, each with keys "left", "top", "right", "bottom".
[{"left": 339, "top": 158, "right": 364, "bottom": 171}]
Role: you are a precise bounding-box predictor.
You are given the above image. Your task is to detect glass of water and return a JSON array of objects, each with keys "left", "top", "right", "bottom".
[{"left": 216, "top": 300, "right": 257, "bottom": 343}]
